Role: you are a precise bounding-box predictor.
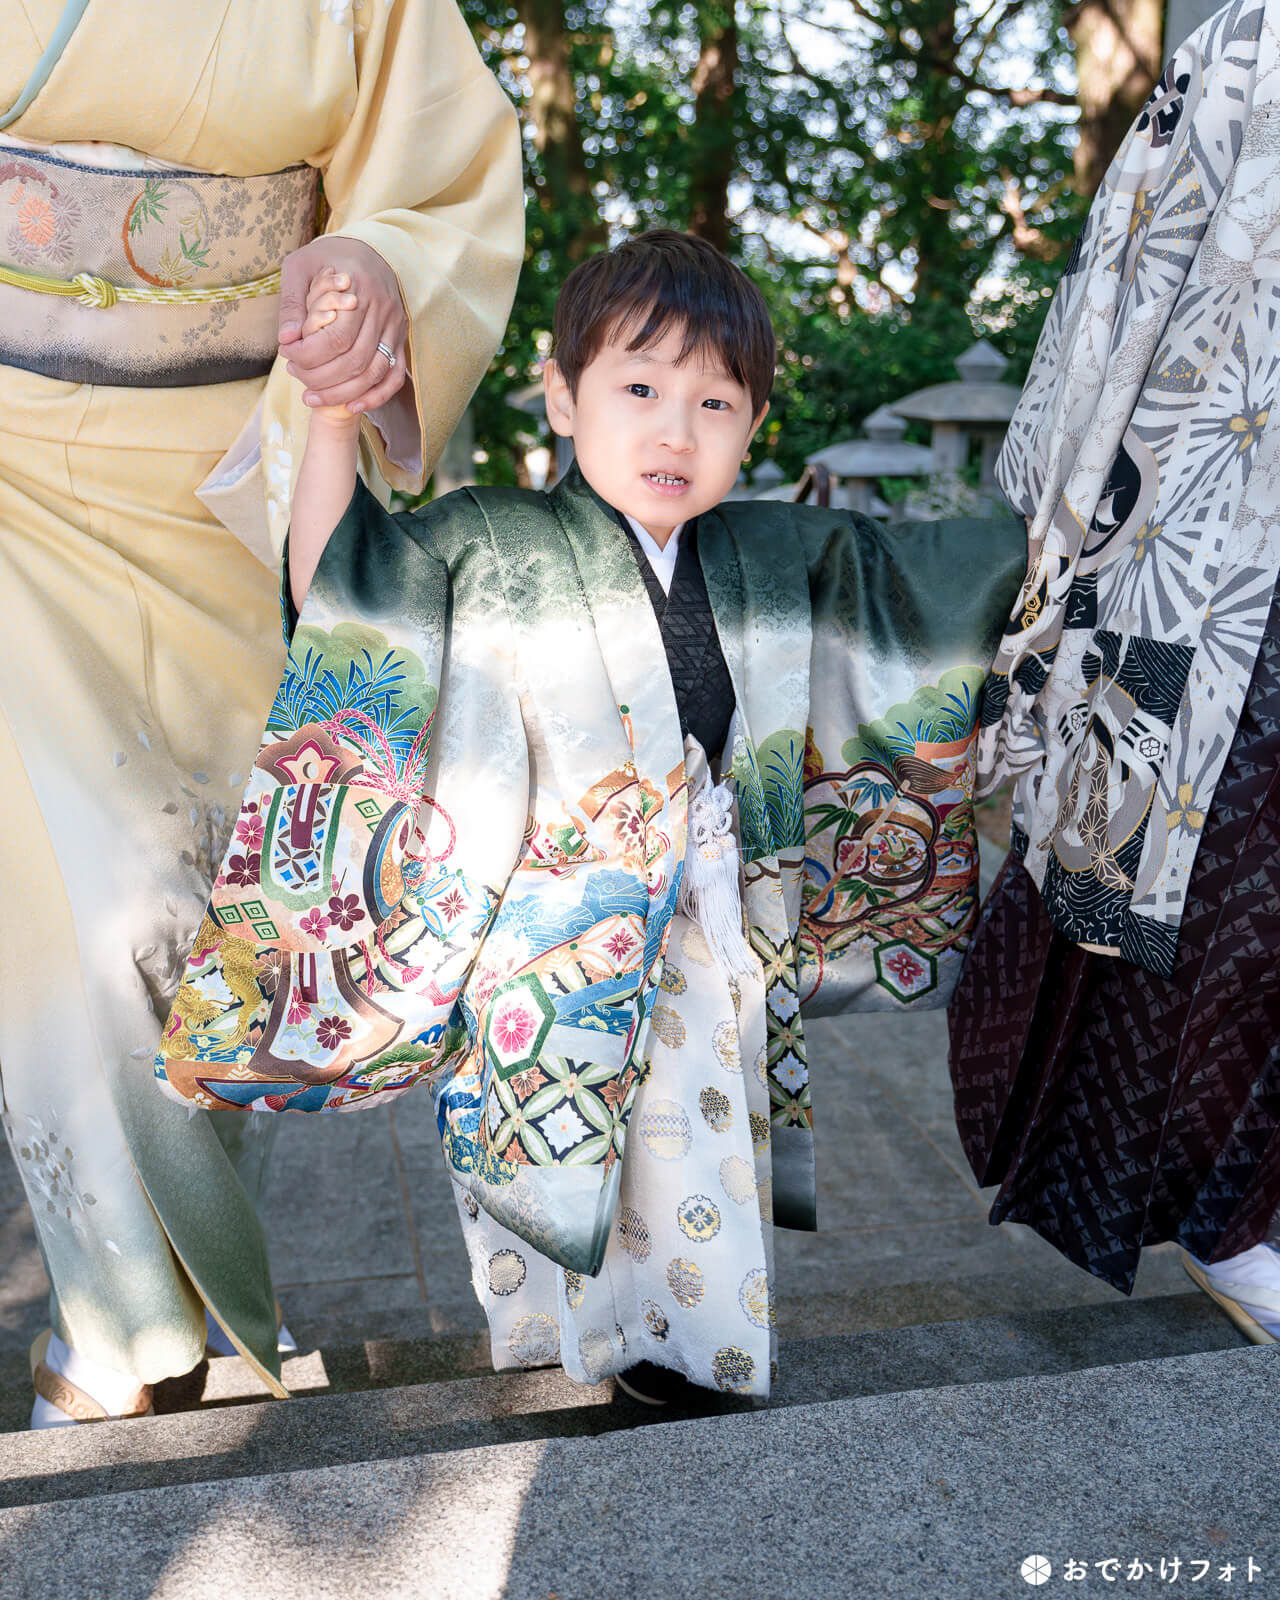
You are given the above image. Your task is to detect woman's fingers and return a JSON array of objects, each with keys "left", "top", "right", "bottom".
[
  {"left": 308, "top": 326, "right": 406, "bottom": 408},
  {"left": 346, "top": 349, "right": 408, "bottom": 415},
  {"left": 294, "top": 304, "right": 388, "bottom": 397}
]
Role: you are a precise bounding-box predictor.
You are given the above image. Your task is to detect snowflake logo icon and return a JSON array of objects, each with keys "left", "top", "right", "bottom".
[{"left": 1020, "top": 1555, "right": 1051, "bottom": 1587}]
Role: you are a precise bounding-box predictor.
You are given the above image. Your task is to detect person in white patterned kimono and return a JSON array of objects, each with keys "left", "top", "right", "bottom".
[
  {"left": 949, "top": 0, "right": 1280, "bottom": 1346},
  {"left": 159, "top": 232, "right": 1025, "bottom": 1403}
]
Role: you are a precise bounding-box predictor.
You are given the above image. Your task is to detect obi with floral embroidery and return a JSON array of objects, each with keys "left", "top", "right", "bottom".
[{"left": 0, "top": 141, "right": 318, "bottom": 386}]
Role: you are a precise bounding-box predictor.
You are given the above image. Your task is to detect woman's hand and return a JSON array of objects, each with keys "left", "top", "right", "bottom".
[{"left": 278, "top": 237, "right": 409, "bottom": 415}]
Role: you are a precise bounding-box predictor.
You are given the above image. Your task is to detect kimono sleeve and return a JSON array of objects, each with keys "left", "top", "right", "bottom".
[
  {"left": 995, "top": 26, "right": 1211, "bottom": 523},
  {"left": 154, "top": 478, "right": 529, "bottom": 1113},
  {"left": 323, "top": 0, "right": 524, "bottom": 493},
  {"left": 251, "top": 0, "right": 525, "bottom": 564},
  {"left": 794, "top": 507, "right": 1025, "bottom": 1015}
]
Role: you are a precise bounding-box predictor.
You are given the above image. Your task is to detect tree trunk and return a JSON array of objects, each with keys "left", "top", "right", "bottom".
[
  {"left": 909, "top": 0, "right": 965, "bottom": 310},
  {"left": 516, "top": 0, "right": 606, "bottom": 256},
  {"left": 688, "top": 2, "right": 739, "bottom": 252},
  {"left": 1067, "top": 0, "right": 1164, "bottom": 197}
]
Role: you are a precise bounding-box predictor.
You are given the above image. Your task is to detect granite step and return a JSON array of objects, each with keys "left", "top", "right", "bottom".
[
  {"left": 0, "top": 1292, "right": 1245, "bottom": 1511},
  {"left": 1, "top": 1344, "right": 1274, "bottom": 1600}
]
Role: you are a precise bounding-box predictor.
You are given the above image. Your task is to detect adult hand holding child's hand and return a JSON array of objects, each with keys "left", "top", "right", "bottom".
[{"left": 278, "top": 237, "right": 409, "bottom": 415}]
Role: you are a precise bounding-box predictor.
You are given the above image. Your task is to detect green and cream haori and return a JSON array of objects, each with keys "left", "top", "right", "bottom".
[{"left": 154, "top": 469, "right": 1023, "bottom": 1273}]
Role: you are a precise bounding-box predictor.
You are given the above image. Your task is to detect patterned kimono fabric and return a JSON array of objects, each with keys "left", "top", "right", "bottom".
[
  {"left": 949, "top": 0, "right": 1280, "bottom": 1291},
  {"left": 0, "top": 0, "right": 521, "bottom": 1389},
  {"left": 456, "top": 518, "right": 779, "bottom": 1397},
  {"left": 154, "top": 472, "right": 1026, "bottom": 1403}
]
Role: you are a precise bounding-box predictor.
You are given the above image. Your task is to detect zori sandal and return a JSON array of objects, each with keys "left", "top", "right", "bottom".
[
  {"left": 1181, "top": 1250, "right": 1280, "bottom": 1346},
  {"left": 29, "top": 1329, "right": 154, "bottom": 1424}
]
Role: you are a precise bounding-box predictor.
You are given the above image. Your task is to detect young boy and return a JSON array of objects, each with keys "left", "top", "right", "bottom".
[{"left": 157, "top": 231, "right": 1024, "bottom": 1402}]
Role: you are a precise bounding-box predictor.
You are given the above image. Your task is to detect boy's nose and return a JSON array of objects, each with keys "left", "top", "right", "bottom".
[{"left": 655, "top": 410, "right": 696, "bottom": 452}]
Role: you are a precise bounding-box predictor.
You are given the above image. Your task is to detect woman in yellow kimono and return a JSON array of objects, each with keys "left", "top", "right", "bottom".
[{"left": 0, "top": 0, "right": 523, "bottom": 1425}]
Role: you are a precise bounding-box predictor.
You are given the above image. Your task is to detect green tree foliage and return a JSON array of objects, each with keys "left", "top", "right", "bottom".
[{"left": 453, "top": 1, "right": 1142, "bottom": 487}]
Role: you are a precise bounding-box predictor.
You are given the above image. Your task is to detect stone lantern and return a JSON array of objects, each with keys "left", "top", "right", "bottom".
[
  {"left": 804, "top": 406, "right": 934, "bottom": 514},
  {"left": 751, "top": 459, "right": 787, "bottom": 494},
  {"left": 888, "top": 341, "right": 1022, "bottom": 489}
]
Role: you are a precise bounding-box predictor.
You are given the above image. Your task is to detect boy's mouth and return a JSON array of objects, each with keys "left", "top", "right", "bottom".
[{"left": 643, "top": 471, "right": 690, "bottom": 492}]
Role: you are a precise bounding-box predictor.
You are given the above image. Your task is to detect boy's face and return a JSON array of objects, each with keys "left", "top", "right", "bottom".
[{"left": 544, "top": 321, "right": 769, "bottom": 544}]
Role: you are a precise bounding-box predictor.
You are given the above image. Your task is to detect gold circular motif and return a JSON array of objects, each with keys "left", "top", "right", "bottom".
[
  {"left": 680, "top": 922, "right": 714, "bottom": 967},
  {"left": 639, "top": 1098, "right": 693, "bottom": 1160},
  {"left": 641, "top": 1299, "right": 670, "bottom": 1341},
  {"left": 509, "top": 1312, "right": 559, "bottom": 1368},
  {"left": 719, "top": 1154, "right": 756, "bottom": 1206},
  {"left": 677, "top": 1193, "right": 722, "bottom": 1242},
  {"left": 650, "top": 1004, "right": 687, "bottom": 1050},
  {"left": 616, "top": 1204, "right": 653, "bottom": 1262},
  {"left": 753, "top": 1045, "right": 768, "bottom": 1085},
  {"left": 659, "top": 963, "right": 688, "bottom": 995},
  {"left": 563, "top": 1269, "right": 586, "bottom": 1310},
  {"left": 749, "top": 1111, "right": 771, "bottom": 1154},
  {"left": 488, "top": 1248, "right": 526, "bottom": 1296},
  {"left": 738, "top": 1268, "right": 773, "bottom": 1329},
  {"left": 712, "top": 1019, "right": 742, "bottom": 1073},
  {"left": 666, "top": 1257, "right": 705, "bottom": 1307},
  {"left": 712, "top": 1346, "right": 756, "bottom": 1394},
  {"left": 699, "top": 1086, "right": 734, "bottom": 1132}
]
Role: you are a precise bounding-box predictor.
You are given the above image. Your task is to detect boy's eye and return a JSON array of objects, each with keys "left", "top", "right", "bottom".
[
  {"left": 702, "top": 398, "right": 731, "bottom": 411},
  {"left": 626, "top": 383, "right": 656, "bottom": 399}
]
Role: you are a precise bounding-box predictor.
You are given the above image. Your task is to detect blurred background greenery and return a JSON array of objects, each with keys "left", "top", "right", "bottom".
[{"left": 446, "top": 0, "right": 1167, "bottom": 488}]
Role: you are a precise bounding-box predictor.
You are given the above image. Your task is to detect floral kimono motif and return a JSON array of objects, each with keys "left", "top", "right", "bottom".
[{"left": 154, "top": 470, "right": 1023, "bottom": 1274}]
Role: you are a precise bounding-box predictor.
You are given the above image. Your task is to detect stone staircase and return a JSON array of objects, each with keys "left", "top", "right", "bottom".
[
  {"left": 1, "top": 836, "right": 1274, "bottom": 1598},
  {"left": 1, "top": 1276, "right": 1272, "bottom": 1600}
]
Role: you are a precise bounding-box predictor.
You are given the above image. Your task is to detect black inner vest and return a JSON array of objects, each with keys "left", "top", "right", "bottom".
[{"left": 617, "top": 512, "right": 736, "bottom": 762}]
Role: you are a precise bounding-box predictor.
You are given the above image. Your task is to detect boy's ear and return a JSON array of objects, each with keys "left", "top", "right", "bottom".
[
  {"left": 543, "top": 358, "right": 576, "bottom": 439},
  {"left": 746, "top": 399, "right": 770, "bottom": 453}
]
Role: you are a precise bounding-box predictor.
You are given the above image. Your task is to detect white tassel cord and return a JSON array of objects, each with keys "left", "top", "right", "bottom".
[{"left": 677, "top": 779, "right": 758, "bottom": 980}]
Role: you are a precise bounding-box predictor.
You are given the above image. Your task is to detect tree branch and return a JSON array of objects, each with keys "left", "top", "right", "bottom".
[
  {"left": 951, "top": 68, "right": 1078, "bottom": 107},
  {"left": 999, "top": 172, "right": 1070, "bottom": 260}
]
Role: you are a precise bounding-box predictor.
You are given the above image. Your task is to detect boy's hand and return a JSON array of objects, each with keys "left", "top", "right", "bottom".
[{"left": 300, "top": 270, "right": 358, "bottom": 338}]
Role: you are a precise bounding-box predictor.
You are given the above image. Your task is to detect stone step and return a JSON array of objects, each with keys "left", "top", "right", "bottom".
[
  {"left": 1, "top": 1344, "right": 1274, "bottom": 1600},
  {"left": 0, "top": 1233, "right": 1204, "bottom": 1437},
  {"left": 0, "top": 1292, "right": 1244, "bottom": 1511}
]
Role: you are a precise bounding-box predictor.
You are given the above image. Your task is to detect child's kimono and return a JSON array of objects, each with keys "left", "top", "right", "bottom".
[{"left": 155, "top": 467, "right": 1024, "bottom": 1396}]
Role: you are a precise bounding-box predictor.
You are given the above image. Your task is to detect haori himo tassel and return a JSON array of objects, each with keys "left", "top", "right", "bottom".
[{"left": 677, "top": 738, "right": 758, "bottom": 981}]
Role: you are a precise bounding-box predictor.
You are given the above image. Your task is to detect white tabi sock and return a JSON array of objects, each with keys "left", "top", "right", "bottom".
[
  {"left": 30, "top": 1332, "right": 145, "bottom": 1430},
  {"left": 205, "top": 1307, "right": 297, "bottom": 1357},
  {"left": 1187, "top": 1242, "right": 1280, "bottom": 1336}
]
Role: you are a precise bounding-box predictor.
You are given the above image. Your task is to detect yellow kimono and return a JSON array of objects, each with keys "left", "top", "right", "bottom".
[{"left": 0, "top": 0, "right": 522, "bottom": 1393}]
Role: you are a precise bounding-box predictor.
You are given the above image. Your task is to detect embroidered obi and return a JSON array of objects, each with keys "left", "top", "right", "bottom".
[{"left": 0, "top": 142, "right": 319, "bottom": 387}]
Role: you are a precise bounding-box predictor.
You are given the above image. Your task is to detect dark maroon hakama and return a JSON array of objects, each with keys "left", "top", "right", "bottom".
[{"left": 948, "top": 589, "right": 1280, "bottom": 1293}]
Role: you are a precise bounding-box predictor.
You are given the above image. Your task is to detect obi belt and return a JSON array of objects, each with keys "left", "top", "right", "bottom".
[{"left": 0, "top": 142, "right": 319, "bottom": 387}]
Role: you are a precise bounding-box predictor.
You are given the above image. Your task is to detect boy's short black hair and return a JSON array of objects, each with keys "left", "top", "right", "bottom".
[{"left": 551, "top": 229, "right": 775, "bottom": 414}]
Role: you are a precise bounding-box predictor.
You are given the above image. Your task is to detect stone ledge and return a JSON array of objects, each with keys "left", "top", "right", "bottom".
[
  {"left": 0, "top": 1346, "right": 1275, "bottom": 1600},
  {"left": 0, "top": 1293, "right": 1244, "bottom": 1512}
]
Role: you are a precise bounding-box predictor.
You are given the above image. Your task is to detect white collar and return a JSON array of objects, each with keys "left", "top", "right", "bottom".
[{"left": 624, "top": 514, "right": 684, "bottom": 596}]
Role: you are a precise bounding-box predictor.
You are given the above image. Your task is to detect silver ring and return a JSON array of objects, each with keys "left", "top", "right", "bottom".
[{"left": 376, "top": 340, "right": 397, "bottom": 370}]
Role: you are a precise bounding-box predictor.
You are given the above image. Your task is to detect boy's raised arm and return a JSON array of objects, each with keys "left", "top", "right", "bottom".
[
  {"left": 288, "top": 409, "right": 362, "bottom": 613},
  {"left": 285, "top": 273, "right": 364, "bottom": 613}
]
